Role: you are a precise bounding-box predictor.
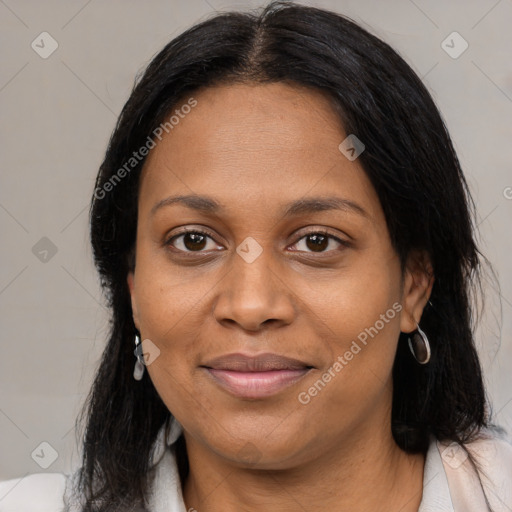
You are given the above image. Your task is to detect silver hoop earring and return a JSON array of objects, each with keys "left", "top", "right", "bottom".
[
  {"left": 133, "top": 333, "right": 145, "bottom": 380},
  {"left": 408, "top": 323, "right": 431, "bottom": 364}
]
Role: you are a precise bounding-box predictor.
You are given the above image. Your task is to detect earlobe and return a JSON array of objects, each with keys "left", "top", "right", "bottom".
[{"left": 399, "top": 250, "right": 434, "bottom": 334}]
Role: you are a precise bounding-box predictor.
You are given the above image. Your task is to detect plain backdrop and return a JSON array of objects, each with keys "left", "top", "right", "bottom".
[{"left": 0, "top": 0, "right": 511, "bottom": 480}]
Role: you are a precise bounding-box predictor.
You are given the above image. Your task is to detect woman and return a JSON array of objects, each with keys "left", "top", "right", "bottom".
[{"left": 1, "top": 1, "right": 510, "bottom": 511}]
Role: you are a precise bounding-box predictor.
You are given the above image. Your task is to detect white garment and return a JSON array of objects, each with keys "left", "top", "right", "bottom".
[{"left": 1, "top": 420, "right": 511, "bottom": 511}]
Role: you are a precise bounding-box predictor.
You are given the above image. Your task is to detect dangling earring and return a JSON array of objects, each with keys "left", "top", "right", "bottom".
[
  {"left": 133, "top": 333, "right": 145, "bottom": 380},
  {"left": 408, "top": 323, "right": 431, "bottom": 364}
]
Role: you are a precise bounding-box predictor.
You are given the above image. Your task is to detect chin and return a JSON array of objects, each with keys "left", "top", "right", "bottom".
[{"left": 204, "top": 427, "right": 314, "bottom": 470}]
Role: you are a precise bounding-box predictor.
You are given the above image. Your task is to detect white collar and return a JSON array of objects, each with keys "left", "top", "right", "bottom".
[
  {"left": 146, "top": 417, "right": 188, "bottom": 512},
  {"left": 418, "top": 436, "right": 454, "bottom": 511}
]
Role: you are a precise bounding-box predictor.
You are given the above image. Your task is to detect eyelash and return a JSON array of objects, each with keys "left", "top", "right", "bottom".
[{"left": 164, "top": 227, "right": 351, "bottom": 255}]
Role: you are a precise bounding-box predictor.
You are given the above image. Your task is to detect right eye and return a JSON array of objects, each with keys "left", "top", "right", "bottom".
[{"left": 165, "top": 229, "right": 224, "bottom": 253}]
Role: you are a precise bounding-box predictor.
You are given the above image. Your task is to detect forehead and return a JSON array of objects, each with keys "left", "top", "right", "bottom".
[{"left": 138, "top": 82, "right": 379, "bottom": 222}]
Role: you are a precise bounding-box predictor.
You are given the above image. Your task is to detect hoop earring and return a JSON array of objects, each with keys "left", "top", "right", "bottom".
[
  {"left": 408, "top": 323, "right": 431, "bottom": 364},
  {"left": 133, "top": 333, "right": 145, "bottom": 380}
]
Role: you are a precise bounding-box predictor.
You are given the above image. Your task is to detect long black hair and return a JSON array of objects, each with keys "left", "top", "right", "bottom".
[{"left": 73, "top": 1, "right": 492, "bottom": 509}]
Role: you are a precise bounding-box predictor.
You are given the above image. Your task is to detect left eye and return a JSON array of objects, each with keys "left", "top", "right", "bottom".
[{"left": 290, "top": 232, "right": 348, "bottom": 253}]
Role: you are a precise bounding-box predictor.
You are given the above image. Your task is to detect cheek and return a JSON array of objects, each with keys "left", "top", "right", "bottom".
[
  {"left": 306, "top": 248, "right": 403, "bottom": 394},
  {"left": 131, "top": 251, "right": 205, "bottom": 400},
  {"left": 313, "top": 244, "right": 402, "bottom": 341},
  {"left": 136, "top": 272, "right": 211, "bottom": 426},
  {"left": 136, "top": 281, "right": 204, "bottom": 376},
  {"left": 295, "top": 283, "right": 401, "bottom": 438},
  {"left": 134, "top": 242, "right": 212, "bottom": 340}
]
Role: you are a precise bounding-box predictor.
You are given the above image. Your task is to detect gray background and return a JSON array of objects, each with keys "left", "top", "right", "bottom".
[{"left": 0, "top": 0, "right": 511, "bottom": 480}]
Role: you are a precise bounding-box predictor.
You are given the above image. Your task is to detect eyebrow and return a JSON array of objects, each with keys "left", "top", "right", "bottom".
[{"left": 150, "top": 194, "right": 369, "bottom": 219}]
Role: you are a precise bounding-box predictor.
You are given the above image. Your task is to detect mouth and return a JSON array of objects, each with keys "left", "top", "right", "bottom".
[{"left": 200, "top": 352, "right": 314, "bottom": 399}]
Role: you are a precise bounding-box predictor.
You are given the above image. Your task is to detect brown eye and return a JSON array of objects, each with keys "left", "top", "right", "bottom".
[
  {"left": 290, "top": 231, "right": 349, "bottom": 254},
  {"left": 304, "top": 233, "right": 329, "bottom": 252},
  {"left": 182, "top": 232, "right": 207, "bottom": 251},
  {"left": 166, "top": 230, "right": 220, "bottom": 253}
]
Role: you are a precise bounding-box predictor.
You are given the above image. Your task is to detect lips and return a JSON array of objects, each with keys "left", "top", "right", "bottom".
[
  {"left": 201, "top": 352, "right": 314, "bottom": 399},
  {"left": 202, "top": 352, "right": 312, "bottom": 372}
]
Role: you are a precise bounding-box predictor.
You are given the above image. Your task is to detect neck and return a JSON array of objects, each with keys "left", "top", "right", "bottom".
[{"left": 181, "top": 424, "right": 425, "bottom": 512}]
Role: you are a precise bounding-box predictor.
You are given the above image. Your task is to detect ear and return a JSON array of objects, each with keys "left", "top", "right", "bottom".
[
  {"left": 399, "top": 249, "right": 434, "bottom": 334},
  {"left": 127, "top": 270, "right": 140, "bottom": 331}
]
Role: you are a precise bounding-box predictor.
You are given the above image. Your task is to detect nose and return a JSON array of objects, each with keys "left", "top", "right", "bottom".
[{"left": 212, "top": 245, "right": 296, "bottom": 332}]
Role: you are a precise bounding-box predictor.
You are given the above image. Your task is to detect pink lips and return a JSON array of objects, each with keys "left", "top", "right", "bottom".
[{"left": 201, "top": 352, "right": 313, "bottom": 399}]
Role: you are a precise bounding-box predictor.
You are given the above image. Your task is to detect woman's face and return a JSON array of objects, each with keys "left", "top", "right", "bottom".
[{"left": 128, "top": 82, "right": 432, "bottom": 468}]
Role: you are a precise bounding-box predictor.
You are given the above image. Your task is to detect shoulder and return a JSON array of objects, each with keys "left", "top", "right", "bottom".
[
  {"left": 465, "top": 426, "right": 512, "bottom": 484},
  {"left": 0, "top": 472, "right": 67, "bottom": 511},
  {"left": 437, "top": 426, "right": 512, "bottom": 511},
  {"left": 456, "top": 425, "right": 512, "bottom": 474}
]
